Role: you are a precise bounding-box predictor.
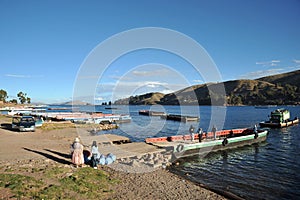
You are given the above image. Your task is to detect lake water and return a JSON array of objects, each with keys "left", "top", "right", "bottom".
[{"left": 93, "top": 105, "right": 299, "bottom": 200}]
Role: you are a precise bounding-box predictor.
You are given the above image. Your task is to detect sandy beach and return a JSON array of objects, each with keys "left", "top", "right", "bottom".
[{"left": 0, "top": 116, "right": 227, "bottom": 200}]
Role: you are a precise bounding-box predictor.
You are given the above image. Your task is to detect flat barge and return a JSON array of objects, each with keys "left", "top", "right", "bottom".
[
  {"left": 161, "top": 114, "right": 199, "bottom": 122},
  {"left": 146, "top": 128, "right": 268, "bottom": 158},
  {"left": 138, "top": 110, "right": 166, "bottom": 116}
]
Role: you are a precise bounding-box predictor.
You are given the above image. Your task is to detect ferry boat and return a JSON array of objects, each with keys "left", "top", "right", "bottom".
[
  {"left": 259, "top": 109, "right": 299, "bottom": 128},
  {"left": 146, "top": 128, "right": 269, "bottom": 158}
]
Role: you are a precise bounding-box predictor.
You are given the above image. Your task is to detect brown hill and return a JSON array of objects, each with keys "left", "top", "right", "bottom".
[
  {"left": 257, "top": 69, "right": 300, "bottom": 89},
  {"left": 114, "top": 69, "right": 300, "bottom": 105},
  {"left": 114, "top": 92, "right": 165, "bottom": 105}
]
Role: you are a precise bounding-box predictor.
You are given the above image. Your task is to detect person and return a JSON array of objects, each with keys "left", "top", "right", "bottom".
[
  {"left": 189, "top": 125, "right": 195, "bottom": 142},
  {"left": 91, "top": 141, "right": 101, "bottom": 169},
  {"left": 197, "top": 128, "right": 203, "bottom": 142},
  {"left": 71, "top": 137, "right": 85, "bottom": 168},
  {"left": 229, "top": 130, "right": 234, "bottom": 138},
  {"left": 212, "top": 125, "right": 217, "bottom": 140},
  {"left": 254, "top": 124, "right": 258, "bottom": 133}
]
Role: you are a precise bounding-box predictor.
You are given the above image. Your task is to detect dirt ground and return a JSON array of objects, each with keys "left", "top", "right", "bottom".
[{"left": 0, "top": 116, "right": 227, "bottom": 200}]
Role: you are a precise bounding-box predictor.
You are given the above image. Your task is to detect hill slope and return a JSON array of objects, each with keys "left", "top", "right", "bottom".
[{"left": 114, "top": 70, "right": 300, "bottom": 105}]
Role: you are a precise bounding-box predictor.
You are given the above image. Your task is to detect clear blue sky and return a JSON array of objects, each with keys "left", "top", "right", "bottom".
[{"left": 0, "top": 0, "right": 299, "bottom": 104}]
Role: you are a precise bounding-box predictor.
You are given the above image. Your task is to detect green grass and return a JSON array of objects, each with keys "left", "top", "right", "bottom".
[
  {"left": 0, "top": 167, "right": 118, "bottom": 199},
  {"left": 0, "top": 173, "right": 43, "bottom": 198}
]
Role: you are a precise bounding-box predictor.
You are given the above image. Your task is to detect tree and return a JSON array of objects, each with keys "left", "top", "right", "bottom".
[
  {"left": 17, "top": 92, "right": 27, "bottom": 104},
  {"left": 26, "top": 97, "right": 31, "bottom": 104},
  {"left": 0, "top": 89, "right": 8, "bottom": 102},
  {"left": 9, "top": 99, "right": 18, "bottom": 104}
]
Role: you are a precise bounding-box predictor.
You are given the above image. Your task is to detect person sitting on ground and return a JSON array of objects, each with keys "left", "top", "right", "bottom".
[
  {"left": 71, "top": 137, "right": 85, "bottom": 168},
  {"left": 91, "top": 141, "right": 101, "bottom": 169}
]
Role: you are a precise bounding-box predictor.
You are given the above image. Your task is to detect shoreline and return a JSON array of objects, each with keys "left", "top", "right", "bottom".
[{"left": 0, "top": 116, "right": 227, "bottom": 199}]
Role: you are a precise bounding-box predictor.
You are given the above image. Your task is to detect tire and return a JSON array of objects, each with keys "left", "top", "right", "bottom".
[
  {"left": 222, "top": 138, "right": 228, "bottom": 146},
  {"left": 176, "top": 144, "right": 184, "bottom": 152}
]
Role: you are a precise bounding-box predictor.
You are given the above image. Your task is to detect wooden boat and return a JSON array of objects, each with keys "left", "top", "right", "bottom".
[
  {"left": 105, "top": 107, "right": 118, "bottom": 110},
  {"left": 259, "top": 109, "right": 299, "bottom": 128},
  {"left": 30, "top": 112, "right": 131, "bottom": 124},
  {"left": 138, "top": 110, "right": 166, "bottom": 116},
  {"left": 173, "top": 129, "right": 268, "bottom": 158},
  {"left": 7, "top": 108, "right": 33, "bottom": 116},
  {"left": 161, "top": 114, "right": 199, "bottom": 122},
  {"left": 145, "top": 128, "right": 248, "bottom": 143},
  {"left": 145, "top": 128, "right": 268, "bottom": 158}
]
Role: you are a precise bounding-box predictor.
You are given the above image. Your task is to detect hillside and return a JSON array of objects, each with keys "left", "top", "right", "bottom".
[
  {"left": 257, "top": 69, "right": 300, "bottom": 89},
  {"left": 114, "top": 69, "right": 300, "bottom": 105},
  {"left": 114, "top": 92, "right": 165, "bottom": 105}
]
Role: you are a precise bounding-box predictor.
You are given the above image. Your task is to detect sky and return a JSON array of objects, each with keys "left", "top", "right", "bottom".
[{"left": 0, "top": 0, "right": 300, "bottom": 104}]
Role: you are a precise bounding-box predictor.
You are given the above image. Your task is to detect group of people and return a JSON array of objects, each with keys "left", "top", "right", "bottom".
[
  {"left": 70, "top": 137, "right": 116, "bottom": 169},
  {"left": 189, "top": 124, "right": 259, "bottom": 142},
  {"left": 189, "top": 125, "right": 217, "bottom": 142}
]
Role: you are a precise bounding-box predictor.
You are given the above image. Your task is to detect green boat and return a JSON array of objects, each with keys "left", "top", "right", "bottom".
[
  {"left": 173, "top": 129, "right": 268, "bottom": 158},
  {"left": 259, "top": 109, "right": 299, "bottom": 128}
]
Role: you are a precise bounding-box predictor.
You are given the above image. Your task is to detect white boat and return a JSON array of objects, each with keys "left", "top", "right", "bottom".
[{"left": 8, "top": 108, "right": 33, "bottom": 116}]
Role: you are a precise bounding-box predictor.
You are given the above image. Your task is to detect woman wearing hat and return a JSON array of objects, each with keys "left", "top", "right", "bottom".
[{"left": 71, "top": 137, "right": 84, "bottom": 168}]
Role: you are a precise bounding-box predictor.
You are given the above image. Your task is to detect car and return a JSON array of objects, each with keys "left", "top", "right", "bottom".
[{"left": 12, "top": 116, "right": 36, "bottom": 132}]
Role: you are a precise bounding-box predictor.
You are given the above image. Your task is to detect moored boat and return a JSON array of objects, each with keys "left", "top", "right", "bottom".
[
  {"left": 8, "top": 108, "right": 33, "bottom": 116},
  {"left": 138, "top": 110, "right": 166, "bottom": 116},
  {"left": 146, "top": 128, "right": 268, "bottom": 158},
  {"left": 259, "top": 109, "right": 299, "bottom": 128},
  {"left": 161, "top": 114, "right": 199, "bottom": 122},
  {"left": 173, "top": 129, "right": 268, "bottom": 158}
]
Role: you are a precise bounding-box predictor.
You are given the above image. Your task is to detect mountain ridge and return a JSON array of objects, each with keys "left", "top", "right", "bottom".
[{"left": 114, "top": 69, "right": 300, "bottom": 105}]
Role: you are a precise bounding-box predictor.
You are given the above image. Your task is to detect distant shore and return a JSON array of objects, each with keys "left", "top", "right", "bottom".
[{"left": 0, "top": 114, "right": 227, "bottom": 199}]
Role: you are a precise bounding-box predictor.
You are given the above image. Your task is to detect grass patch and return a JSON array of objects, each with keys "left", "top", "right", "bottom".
[
  {"left": 0, "top": 167, "right": 118, "bottom": 199},
  {"left": 40, "top": 122, "right": 76, "bottom": 130},
  {"left": 0, "top": 173, "right": 43, "bottom": 199}
]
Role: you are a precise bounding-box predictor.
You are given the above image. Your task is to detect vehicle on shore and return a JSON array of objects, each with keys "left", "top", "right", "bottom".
[
  {"left": 259, "top": 109, "right": 299, "bottom": 128},
  {"left": 12, "top": 116, "right": 36, "bottom": 132}
]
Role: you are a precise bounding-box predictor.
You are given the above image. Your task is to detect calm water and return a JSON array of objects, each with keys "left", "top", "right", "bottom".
[{"left": 93, "top": 105, "right": 300, "bottom": 200}]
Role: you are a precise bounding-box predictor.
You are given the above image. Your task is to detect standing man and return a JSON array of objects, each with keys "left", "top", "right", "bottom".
[
  {"left": 198, "top": 128, "right": 203, "bottom": 142},
  {"left": 189, "top": 125, "right": 195, "bottom": 142},
  {"left": 212, "top": 125, "right": 217, "bottom": 140}
]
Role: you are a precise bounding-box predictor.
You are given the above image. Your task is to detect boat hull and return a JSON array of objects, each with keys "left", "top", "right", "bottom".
[{"left": 259, "top": 118, "right": 299, "bottom": 128}]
